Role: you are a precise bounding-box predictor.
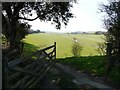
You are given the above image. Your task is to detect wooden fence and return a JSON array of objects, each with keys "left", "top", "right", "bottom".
[{"left": 3, "top": 42, "right": 56, "bottom": 88}]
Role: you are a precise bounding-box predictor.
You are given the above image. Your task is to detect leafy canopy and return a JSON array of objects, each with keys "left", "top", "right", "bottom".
[{"left": 2, "top": 2, "right": 75, "bottom": 58}]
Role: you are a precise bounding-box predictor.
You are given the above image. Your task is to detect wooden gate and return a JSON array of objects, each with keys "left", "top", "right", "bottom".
[{"left": 3, "top": 42, "right": 56, "bottom": 88}]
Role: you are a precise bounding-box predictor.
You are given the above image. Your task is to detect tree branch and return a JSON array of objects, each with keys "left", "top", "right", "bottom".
[{"left": 18, "top": 16, "right": 39, "bottom": 21}]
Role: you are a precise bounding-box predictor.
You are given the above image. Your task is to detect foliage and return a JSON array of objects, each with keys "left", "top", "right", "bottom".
[
  {"left": 56, "top": 56, "right": 105, "bottom": 76},
  {"left": 2, "top": 2, "right": 74, "bottom": 47},
  {"left": 2, "top": 34, "right": 7, "bottom": 45},
  {"left": 2, "top": 2, "right": 75, "bottom": 60},
  {"left": 96, "top": 42, "right": 106, "bottom": 56},
  {"left": 100, "top": 0, "right": 120, "bottom": 78},
  {"left": 71, "top": 42, "right": 83, "bottom": 57}
]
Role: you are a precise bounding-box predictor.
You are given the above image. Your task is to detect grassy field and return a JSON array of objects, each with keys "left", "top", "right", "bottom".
[
  {"left": 56, "top": 56, "right": 105, "bottom": 76},
  {"left": 23, "top": 33, "right": 105, "bottom": 58}
]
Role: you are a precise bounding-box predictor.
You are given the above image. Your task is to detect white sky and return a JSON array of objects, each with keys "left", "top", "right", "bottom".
[{"left": 28, "top": 0, "right": 108, "bottom": 33}]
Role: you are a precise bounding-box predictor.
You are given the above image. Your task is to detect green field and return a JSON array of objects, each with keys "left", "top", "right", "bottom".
[{"left": 23, "top": 33, "right": 105, "bottom": 58}]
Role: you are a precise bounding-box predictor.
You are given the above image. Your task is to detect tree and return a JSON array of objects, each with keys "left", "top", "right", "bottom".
[
  {"left": 100, "top": 0, "right": 120, "bottom": 79},
  {"left": 2, "top": 2, "right": 74, "bottom": 58},
  {"left": 2, "top": 2, "right": 74, "bottom": 47}
]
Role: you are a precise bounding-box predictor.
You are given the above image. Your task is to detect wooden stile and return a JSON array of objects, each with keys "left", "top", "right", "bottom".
[{"left": 3, "top": 42, "right": 56, "bottom": 88}]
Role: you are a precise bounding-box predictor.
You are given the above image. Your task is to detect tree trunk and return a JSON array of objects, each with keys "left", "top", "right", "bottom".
[{"left": 105, "top": 42, "right": 112, "bottom": 81}]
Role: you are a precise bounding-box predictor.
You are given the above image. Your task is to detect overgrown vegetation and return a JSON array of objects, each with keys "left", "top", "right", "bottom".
[
  {"left": 71, "top": 42, "right": 83, "bottom": 57},
  {"left": 96, "top": 42, "right": 106, "bottom": 56},
  {"left": 100, "top": 0, "right": 120, "bottom": 82}
]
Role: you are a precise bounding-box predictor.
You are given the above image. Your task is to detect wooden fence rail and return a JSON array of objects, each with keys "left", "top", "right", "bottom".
[{"left": 3, "top": 42, "right": 56, "bottom": 88}]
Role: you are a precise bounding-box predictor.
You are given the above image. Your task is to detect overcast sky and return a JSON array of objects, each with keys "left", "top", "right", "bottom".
[{"left": 28, "top": 0, "right": 108, "bottom": 33}]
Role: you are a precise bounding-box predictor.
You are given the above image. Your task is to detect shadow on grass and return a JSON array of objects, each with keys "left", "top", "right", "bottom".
[
  {"left": 56, "top": 56, "right": 106, "bottom": 76},
  {"left": 21, "top": 42, "right": 38, "bottom": 56},
  {"left": 55, "top": 56, "right": 120, "bottom": 89}
]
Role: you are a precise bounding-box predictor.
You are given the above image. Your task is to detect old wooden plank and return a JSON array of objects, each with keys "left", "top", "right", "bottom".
[
  {"left": 21, "top": 77, "right": 38, "bottom": 88},
  {"left": 7, "top": 50, "right": 41, "bottom": 68},
  {"left": 11, "top": 66, "right": 44, "bottom": 77},
  {"left": 3, "top": 57, "right": 9, "bottom": 88},
  {"left": 48, "top": 50, "right": 54, "bottom": 56},
  {"left": 8, "top": 59, "right": 22, "bottom": 68},
  {"left": 8, "top": 43, "right": 55, "bottom": 68},
  {"left": 10, "top": 62, "right": 55, "bottom": 88},
  {"left": 19, "top": 61, "right": 55, "bottom": 88},
  {"left": 8, "top": 64, "right": 37, "bottom": 82},
  {"left": 10, "top": 61, "right": 46, "bottom": 88},
  {"left": 8, "top": 59, "right": 42, "bottom": 81},
  {"left": 28, "top": 63, "right": 55, "bottom": 88},
  {"left": 51, "top": 55, "right": 56, "bottom": 59},
  {"left": 20, "top": 65, "right": 49, "bottom": 88},
  {"left": 7, "top": 42, "right": 56, "bottom": 88},
  {"left": 11, "top": 60, "right": 51, "bottom": 88},
  {"left": 8, "top": 57, "right": 47, "bottom": 81},
  {"left": 43, "top": 51, "right": 53, "bottom": 60},
  {"left": 40, "top": 45, "right": 55, "bottom": 51},
  {"left": 11, "top": 75, "right": 32, "bottom": 88},
  {"left": 43, "top": 42, "right": 56, "bottom": 60},
  {"left": 19, "top": 66, "right": 46, "bottom": 88}
]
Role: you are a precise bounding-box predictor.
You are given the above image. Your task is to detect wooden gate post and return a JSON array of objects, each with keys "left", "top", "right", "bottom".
[
  {"left": 3, "top": 57, "right": 8, "bottom": 88},
  {"left": 54, "top": 42, "right": 56, "bottom": 59},
  {"left": 105, "top": 42, "right": 112, "bottom": 79}
]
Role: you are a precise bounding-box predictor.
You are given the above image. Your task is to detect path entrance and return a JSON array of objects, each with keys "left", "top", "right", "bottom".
[{"left": 38, "top": 63, "right": 115, "bottom": 90}]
